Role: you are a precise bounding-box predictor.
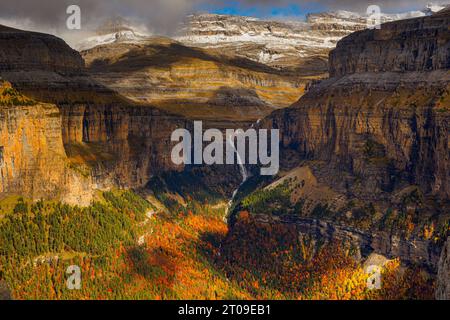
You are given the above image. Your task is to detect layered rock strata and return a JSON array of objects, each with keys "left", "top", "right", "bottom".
[
  {"left": 245, "top": 10, "right": 450, "bottom": 270},
  {"left": 0, "top": 26, "right": 190, "bottom": 203},
  {"left": 263, "top": 10, "right": 450, "bottom": 199}
]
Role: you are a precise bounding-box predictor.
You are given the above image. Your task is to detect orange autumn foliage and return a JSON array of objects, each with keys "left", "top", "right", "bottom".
[{"left": 5, "top": 207, "right": 435, "bottom": 300}]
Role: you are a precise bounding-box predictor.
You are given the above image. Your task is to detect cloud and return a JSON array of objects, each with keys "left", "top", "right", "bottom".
[{"left": 0, "top": 0, "right": 198, "bottom": 31}]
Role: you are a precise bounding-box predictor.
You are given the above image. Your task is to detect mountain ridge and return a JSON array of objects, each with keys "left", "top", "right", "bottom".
[{"left": 76, "top": 5, "right": 448, "bottom": 71}]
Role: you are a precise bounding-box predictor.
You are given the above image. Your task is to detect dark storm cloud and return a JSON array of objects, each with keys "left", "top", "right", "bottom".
[{"left": 0, "top": 0, "right": 198, "bottom": 33}]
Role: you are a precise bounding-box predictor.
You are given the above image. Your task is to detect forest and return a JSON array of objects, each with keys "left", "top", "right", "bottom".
[{"left": 0, "top": 190, "right": 436, "bottom": 300}]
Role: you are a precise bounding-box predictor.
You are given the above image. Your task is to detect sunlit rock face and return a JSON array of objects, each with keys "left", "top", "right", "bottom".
[
  {"left": 80, "top": 37, "right": 306, "bottom": 125},
  {"left": 329, "top": 8, "right": 450, "bottom": 77},
  {"left": 0, "top": 26, "right": 190, "bottom": 204},
  {"left": 243, "top": 10, "right": 450, "bottom": 270},
  {"left": 263, "top": 9, "right": 450, "bottom": 200}
]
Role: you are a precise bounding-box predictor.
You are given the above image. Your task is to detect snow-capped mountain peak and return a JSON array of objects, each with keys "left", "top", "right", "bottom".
[
  {"left": 75, "top": 4, "right": 449, "bottom": 66},
  {"left": 76, "top": 17, "right": 152, "bottom": 51},
  {"left": 424, "top": 3, "right": 448, "bottom": 14},
  {"left": 77, "top": 30, "right": 150, "bottom": 51}
]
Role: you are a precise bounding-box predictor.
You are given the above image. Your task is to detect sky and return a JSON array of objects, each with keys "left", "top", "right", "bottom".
[
  {"left": 196, "top": 2, "right": 326, "bottom": 19},
  {"left": 0, "top": 0, "right": 445, "bottom": 45}
]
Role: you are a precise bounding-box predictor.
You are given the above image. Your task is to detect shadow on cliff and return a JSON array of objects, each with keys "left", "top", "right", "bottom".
[
  {"left": 207, "top": 86, "right": 269, "bottom": 107},
  {"left": 88, "top": 41, "right": 289, "bottom": 76}
]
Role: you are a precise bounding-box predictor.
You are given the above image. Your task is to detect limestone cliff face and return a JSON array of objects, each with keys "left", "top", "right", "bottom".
[
  {"left": 436, "top": 237, "right": 450, "bottom": 299},
  {"left": 175, "top": 10, "right": 433, "bottom": 72},
  {"left": 0, "top": 101, "right": 93, "bottom": 205},
  {"left": 329, "top": 9, "right": 450, "bottom": 77},
  {"left": 249, "top": 11, "right": 450, "bottom": 270},
  {"left": 0, "top": 26, "right": 190, "bottom": 203},
  {"left": 263, "top": 10, "right": 450, "bottom": 199},
  {"left": 60, "top": 103, "right": 188, "bottom": 189}
]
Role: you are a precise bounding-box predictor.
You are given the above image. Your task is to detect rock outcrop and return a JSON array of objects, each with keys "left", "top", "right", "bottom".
[
  {"left": 0, "top": 26, "right": 190, "bottom": 203},
  {"left": 263, "top": 10, "right": 450, "bottom": 199},
  {"left": 0, "top": 279, "right": 11, "bottom": 300},
  {"left": 0, "top": 95, "right": 93, "bottom": 205},
  {"left": 265, "top": 70, "right": 449, "bottom": 199},
  {"left": 175, "top": 13, "right": 354, "bottom": 73},
  {"left": 329, "top": 9, "right": 450, "bottom": 77},
  {"left": 175, "top": 7, "right": 443, "bottom": 72},
  {"left": 252, "top": 214, "right": 441, "bottom": 269},
  {"left": 436, "top": 237, "right": 450, "bottom": 299},
  {"left": 60, "top": 103, "right": 188, "bottom": 189}
]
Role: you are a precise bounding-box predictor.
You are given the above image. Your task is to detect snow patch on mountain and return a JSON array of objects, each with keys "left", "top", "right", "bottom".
[
  {"left": 75, "top": 4, "right": 449, "bottom": 68},
  {"left": 173, "top": 4, "right": 448, "bottom": 68},
  {"left": 76, "top": 17, "right": 152, "bottom": 51},
  {"left": 77, "top": 30, "right": 150, "bottom": 51}
]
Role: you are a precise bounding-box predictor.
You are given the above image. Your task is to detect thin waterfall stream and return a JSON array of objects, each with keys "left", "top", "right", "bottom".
[{"left": 223, "top": 119, "right": 261, "bottom": 221}]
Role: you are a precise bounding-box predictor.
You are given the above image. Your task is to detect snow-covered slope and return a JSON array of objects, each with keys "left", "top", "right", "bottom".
[
  {"left": 76, "top": 5, "right": 448, "bottom": 70},
  {"left": 76, "top": 17, "right": 151, "bottom": 51},
  {"left": 174, "top": 5, "right": 448, "bottom": 69},
  {"left": 77, "top": 30, "right": 150, "bottom": 51}
]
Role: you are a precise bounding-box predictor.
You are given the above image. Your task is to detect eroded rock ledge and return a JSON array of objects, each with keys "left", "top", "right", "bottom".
[
  {"left": 329, "top": 9, "right": 450, "bottom": 77},
  {"left": 253, "top": 213, "right": 441, "bottom": 270}
]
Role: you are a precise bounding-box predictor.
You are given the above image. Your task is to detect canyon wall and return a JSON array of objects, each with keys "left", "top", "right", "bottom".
[
  {"left": 0, "top": 25, "right": 190, "bottom": 203},
  {"left": 247, "top": 10, "right": 450, "bottom": 270},
  {"left": 60, "top": 103, "right": 188, "bottom": 189},
  {"left": 329, "top": 10, "right": 450, "bottom": 77},
  {"left": 0, "top": 25, "right": 84, "bottom": 73},
  {"left": 0, "top": 101, "right": 93, "bottom": 205},
  {"left": 263, "top": 10, "right": 450, "bottom": 199},
  {"left": 252, "top": 214, "right": 441, "bottom": 270}
]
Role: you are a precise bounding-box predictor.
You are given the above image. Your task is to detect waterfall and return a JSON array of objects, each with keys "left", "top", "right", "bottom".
[
  {"left": 223, "top": 118, "right": 265, "bottom": 220},
  {"left": 224, "top": 132, "right": 249, "bottom": 221},
  {"left": 235, "top": 150, "right": 248, "bottom": 183}
]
